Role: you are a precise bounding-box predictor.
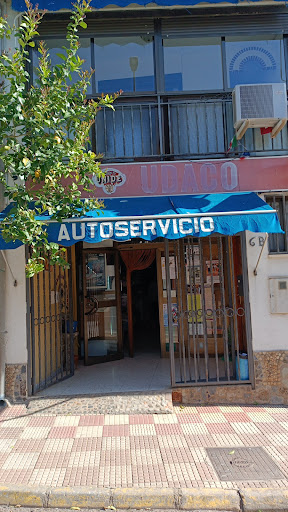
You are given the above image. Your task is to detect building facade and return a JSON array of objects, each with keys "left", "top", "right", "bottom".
[{"left": 2, "top": 0, "right": 288, "bottom": 403}]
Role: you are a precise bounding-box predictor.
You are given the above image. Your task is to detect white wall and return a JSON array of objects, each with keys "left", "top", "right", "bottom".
[
  {"left": 246, "top": 230, "right": 288, "bottom": 352},
  {"left": 3, "top": 246, "right": 27, "bottom": 364}
]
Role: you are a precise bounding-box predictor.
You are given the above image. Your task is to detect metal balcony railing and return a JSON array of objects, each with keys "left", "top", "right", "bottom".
[{"left": 93, "top": 94, "right": 288, "bottom": 162}]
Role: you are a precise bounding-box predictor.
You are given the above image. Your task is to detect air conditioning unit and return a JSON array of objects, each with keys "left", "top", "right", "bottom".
[{"left": 232, "top": 83, "right": 287, "bottom": 140}]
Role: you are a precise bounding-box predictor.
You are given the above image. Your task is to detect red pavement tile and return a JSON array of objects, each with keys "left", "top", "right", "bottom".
[
  {"left": 28, "top": 417, "right": 56, "bottom": 427},
  {"left": 63, "top": 467, "right": 99, "bottom": 487},
  {"left": 184, "top": 434, "right": 217, "bottom": 447},
  {"left": 0, "top": 469, "right": 33, "bottom": 484},
  {"left": 102, "top": 425, "right": 130, "bottom": 437},
  {"left": 223, "top": 412, "right": 252, "bottom": 423},
  {"left": 242, "top": 406, "right": 269, "bottom": 413},
  {"left": 206, "top": 422, "right": 236, "bottom": 434},
  {"left": 159, "top": 446, "right": 192, "bottom": 463},
  {"left": 255, "top": 422, "right": 288, "bottom": 435},
  {"left": 0, "top": 427, "right": 24, "bottom": 438},
  {"left": 35, "top": 451, "right": 70, "bottom": 469},
  {"left": 240, "top": 433, "right": 273, "bottom": 446},
  {"left": 13, "top": 439, "right": 46, "bottom": 452},
  {"left": 177, "top": 414, "right": 204, "bottom": 424},
  {"left": 154, "top": 424, "right": 183, "bottom": 436},
  {"left": 48, "top": 427, "right": 77, "bottom": 439},
  {"left": 0, "top": 407, "right": 26, "bottom": 419},
  {"left": 196, "top": 406, "right": 221, "bottom": 413},
  {"left": 129, "top": 415, "right": 155, "bottom": 425},
  {"left": 99, "top": 449, "right": 132, "bottom": 466},
  {"left": 271, "top": 413, "right": 288, "bottom": 422},
  {"left": 78, "top": 415, "right": 104, "bottom": 426},
  {"left": 72, "top": 437, "right": 102, "bottom": 452}
]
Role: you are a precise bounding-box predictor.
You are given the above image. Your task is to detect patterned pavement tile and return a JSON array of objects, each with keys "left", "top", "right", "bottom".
[
  {"left": 246, "top": 412, "right": 276, "bottom": 423},
  {"left": 129, "top": 415, "right": 154, "bottom": 425},
  {"left": 2, "top": 452, "right": 39, "bottom": 470},
  {"left": 29, "top": 467, "right": 67, "bottom": 486},
  {"left": 48, "top": 426, "right": 77, "bottom": 438},
  {"left": 184, "top": 434, "right": 218, "bottom": 447},
  {"left": 0, "top": 438, "right": 19, "bottom": 452},
  {"left": 211, "top": 433, "right": 244, "bottom": 446},
  {"left": 20, "top": 426, "right": 51, "bottom": 439},
  {"left": 177, "top": 413, "right": 204, "bottom": 424},
  {"left": 104, "top": 415, "right": 129, "bottom": 425},
  {"left": 0, "top": 417, "right": 30, "bottom": 427},
  {"left": 42, "top": 438, "right": 74, "bottom": 452},
  {"left": 75, "top": 426, "right": 103, "bottom": 438},
  {"left": 230, "top": 422, "right": 261, "bottom": 435},
  {"left": 103, "top": 425, "right": 130, "bottom": 437},
  {"left": 222, "top": 412, "right": 252, "bottom": 423},
  {"left": 0, "top": 427, "right": 24, "bottom": 438},
  {"left": 35, "top": 451, "right": 70, "bottom": 469},
  {"left": 153, "top": 414, "right": 178, "bottom": 424},
  {"left": 54, "top": 416, "right": 80, "bottom": 427},
  {"left": 28, "top": 416, "right": 56, "bottom": 427},
  {"left": 68, "top": 450, "right": 101, "bottom": 467},
  {"left": 1, "top": 403, "right": 288, "bottom": 489},
  {"left": 0, "top": 469, "right": 34, "bottom": 484},
  {"left": 180, "top": 422, "right": 209, "bottom": 435},
  {"left": 154, "top": 423, "right": 182, "bottom": 435},
  {"left": 78, "top": 415, "right": 104, "bottom": 426},
  {"left": 129, "top": 424, "right": 156, "bottom": 436},
  {"left": 200, "top": 412, "right": 228, "bottom": 423},
  {"left": 206, "top": 422, "right": 236, "bottom": 434},
  {"left": 219, "top": 406, "right": 244, "bottom": 413},
  {"left": 14, "top": 439, "right": 51, "bottom": 453},
  {"left": 196, "top": 406, "right": 222, "bottom": 413}
]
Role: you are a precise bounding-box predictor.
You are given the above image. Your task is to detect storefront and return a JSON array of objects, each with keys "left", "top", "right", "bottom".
[
  {"left": 0, "top": 189, "right": 282, "bottom": 395},
  {"left": 2, "top": 2, "right": 288, "bottom": 403}
]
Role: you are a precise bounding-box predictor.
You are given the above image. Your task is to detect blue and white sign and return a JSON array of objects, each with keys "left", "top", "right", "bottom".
[{"left": 0, "top": 192, "right": 283, "bottom": 249}]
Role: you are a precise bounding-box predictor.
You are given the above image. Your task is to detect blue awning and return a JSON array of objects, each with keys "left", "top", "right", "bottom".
[
  {"left": 0, "top": 192, "right": 283, "bottom": 249},
  {"left": 12, "top": 0, "right": 275, "bottom": 10}
]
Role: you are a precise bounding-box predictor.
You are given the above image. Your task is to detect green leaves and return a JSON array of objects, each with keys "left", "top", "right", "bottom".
[{"left": 0, "top": 0, "right": 116, "bottom": 277}]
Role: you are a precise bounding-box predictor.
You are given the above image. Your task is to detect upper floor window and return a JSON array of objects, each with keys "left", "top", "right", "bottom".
[
  {"left": 225, "top": 35, "right": 286, "bottom": 89},
  {"left": 163, "top": 37, "right": 223, "bottom": 92},
  {"left": 32, "top": 38, "right": 92, "bottom": 94},
  {"left": 93, "top": 35, "right": 155, "bottom": 94},
  {"left": 265, "top": 195, "right": 288, "bottom": 253}
]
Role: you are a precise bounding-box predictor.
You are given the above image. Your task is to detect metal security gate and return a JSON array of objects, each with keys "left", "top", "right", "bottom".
[
  {"left": 164, "top": 236, "right": 253, "bottom": 387},
  {"left": 28, "top": 248, "right": 74, "bottom": 394}
]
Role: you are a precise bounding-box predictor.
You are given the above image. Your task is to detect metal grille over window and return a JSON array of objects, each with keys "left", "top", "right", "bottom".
[
  {"left": 266, "top": 195, "right": 288, "bottom": 253},
  {"left": 163, "top": 236, "right": 250, "bottom": 386}
]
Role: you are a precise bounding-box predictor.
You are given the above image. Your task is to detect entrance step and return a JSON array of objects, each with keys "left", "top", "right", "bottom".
[{"left": 26, "top": 390, "right": 173, "bottom": 415}]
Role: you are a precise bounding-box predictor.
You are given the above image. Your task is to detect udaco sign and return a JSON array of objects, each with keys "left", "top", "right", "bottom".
[{"left": 89, "top": 157, "right": 288, "bottom": 198}]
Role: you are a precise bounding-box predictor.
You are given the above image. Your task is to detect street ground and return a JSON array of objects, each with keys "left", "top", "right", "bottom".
[
  {"left": 0, "top": 508, "right": 230, "bottom": 512},
  {"left": 0, "top": 401, "right": 288, "bottom": 490}
]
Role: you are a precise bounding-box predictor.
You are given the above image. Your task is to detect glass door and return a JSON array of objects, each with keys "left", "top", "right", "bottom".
[{"left": 83, "top": 249, "right": 123, "bottom": 365}]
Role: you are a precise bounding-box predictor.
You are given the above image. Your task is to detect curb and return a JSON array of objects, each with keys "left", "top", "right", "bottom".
[{"left": 0, "top": 485, "right": 287, "bottom": 510}]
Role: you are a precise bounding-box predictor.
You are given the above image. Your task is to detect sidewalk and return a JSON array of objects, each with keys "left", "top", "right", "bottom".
[{"left": 0, "top": 401, "right": 288, "bottom": 509}]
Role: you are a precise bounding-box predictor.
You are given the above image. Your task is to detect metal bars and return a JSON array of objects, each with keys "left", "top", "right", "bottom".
[
  {"left": 29, "top": 249, "right": 74, "bottom": 394},
  {"left": 93, "top": 97, "right": 288, "bottom": 162},
  {"left": 265, "top": 195, "right": 288, "bottom": 253},
  {"left": 166, "top": 236, "right": 251, "bottom": 386}
]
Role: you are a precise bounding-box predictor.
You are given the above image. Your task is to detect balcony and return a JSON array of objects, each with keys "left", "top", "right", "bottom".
[{"left": 93, "top": 94, "right": 288, "bottom": 162}]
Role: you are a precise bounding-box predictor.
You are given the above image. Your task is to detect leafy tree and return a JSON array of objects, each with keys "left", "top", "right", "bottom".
[{"left": 0, "top": 0, "right": 115, "bottom": 276}]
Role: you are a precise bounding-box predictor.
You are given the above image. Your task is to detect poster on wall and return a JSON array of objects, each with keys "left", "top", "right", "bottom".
[
  {"left": 163, "top": 303, "right": 178, "bottom": 326},
  {"left": 206, "top": 260, "right": 220, "bottom": 284},
  {"left": 161, "top": 257, "right": 177, "bottom": 281},
  {"left": 86, "top": 254, "right": 106, "bottom": 290}
]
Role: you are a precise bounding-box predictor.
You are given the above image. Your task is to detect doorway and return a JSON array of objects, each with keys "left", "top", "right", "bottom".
[{"left": 131, "top": 259, "right": 160, "bottom": 355}]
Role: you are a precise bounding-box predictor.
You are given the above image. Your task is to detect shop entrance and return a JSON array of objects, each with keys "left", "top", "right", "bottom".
[{"left": 131, "top": 260, "right": 160, "bottom": 355}]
